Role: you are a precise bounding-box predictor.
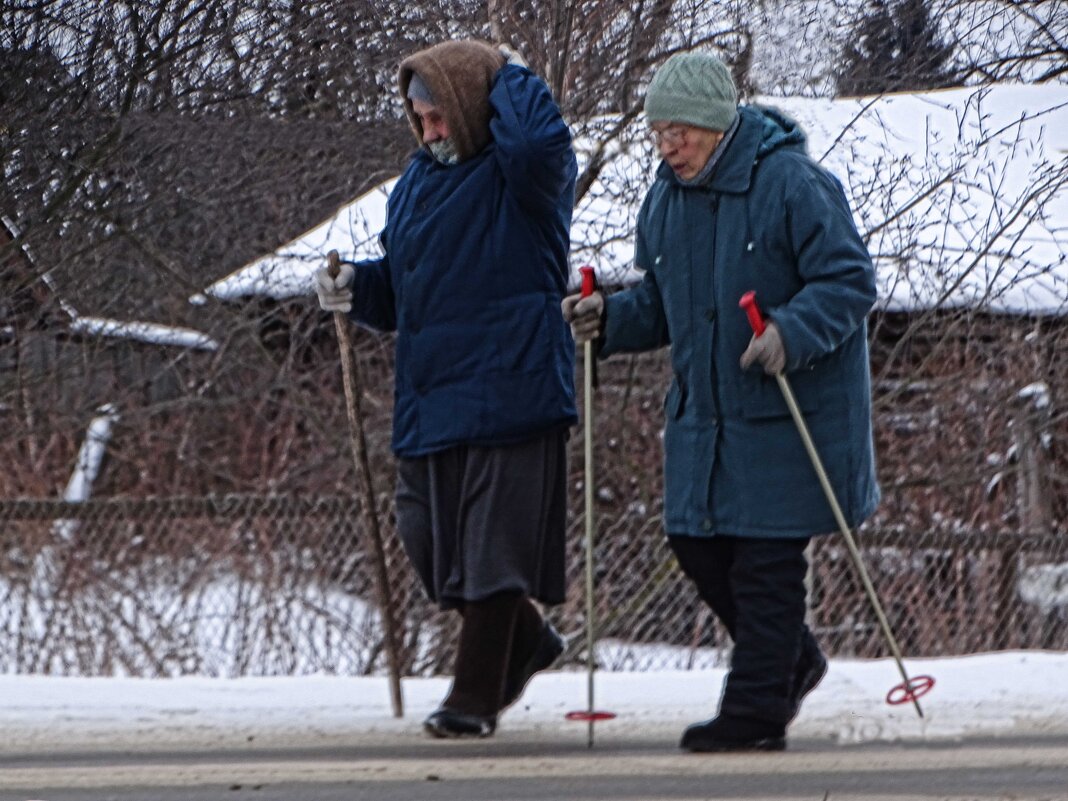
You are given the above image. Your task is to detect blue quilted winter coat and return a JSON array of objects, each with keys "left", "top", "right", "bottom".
[
  {"left": 602, "top": 105, "right": 880, "bottom": 538},
  {"left": 346, "top": 64, "right": 578, "bottom": 457}
]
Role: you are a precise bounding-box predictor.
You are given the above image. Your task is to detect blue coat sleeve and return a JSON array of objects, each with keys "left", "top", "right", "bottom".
[
  {"left": 600, "top": 222, "right": 670, "bottom": 356},
  {"left": 601, "top": 271, "right": 671, "bottom": 356},
  {"left": 345, "top": 253, "right": 396, "bottom": 333},
  {"left": 769, "top": 165, "right": 877, "bottom": 371},
  {"left": 488, "top": 64, "right": 576, "bottom": 214},
  {"left": 344, "top": 174, "right": 408, "bottom": 334}
]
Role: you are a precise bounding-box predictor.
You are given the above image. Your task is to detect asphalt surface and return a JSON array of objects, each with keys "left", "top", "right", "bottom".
[{"left": 6, "top": 735, "right": 1068, "bottom": 801}]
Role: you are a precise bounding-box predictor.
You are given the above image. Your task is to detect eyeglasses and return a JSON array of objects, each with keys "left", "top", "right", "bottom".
[{"left": 648, "top": 125, "right": 688, "bottom": 148}]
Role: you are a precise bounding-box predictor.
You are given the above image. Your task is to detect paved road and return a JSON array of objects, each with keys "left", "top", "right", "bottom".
[{"left": 5, "top": 736, "right": 1068, "bottom": 801}]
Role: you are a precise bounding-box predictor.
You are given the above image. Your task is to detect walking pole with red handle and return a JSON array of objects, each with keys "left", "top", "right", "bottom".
[
  {"left": 739, "top": 291, "right": 934, "bottom": 719},
  {"left": 327, "top": 250, "right": 404, "bottom": 718},
  {"left": 565, "top": 265, "right": 616, "bottom": 745}
]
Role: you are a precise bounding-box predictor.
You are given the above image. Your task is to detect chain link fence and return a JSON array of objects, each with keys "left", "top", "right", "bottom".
[
  {"left": 3, "top": 488, "right": 1066, "bottom": 677},
  {"left": 3, "top": 313, "right": 1066, "bottom": 677}
]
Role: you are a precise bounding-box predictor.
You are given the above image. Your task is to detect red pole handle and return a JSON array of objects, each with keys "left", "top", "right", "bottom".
[
  {"left": 327, "top": 249, "right": 341, "bottom": 280},
  {"left": 580, "top": 265, "right": 597, "bottom": 298},
  {"left": 739, "top": 290, "right": 766, "bottom": 337}
]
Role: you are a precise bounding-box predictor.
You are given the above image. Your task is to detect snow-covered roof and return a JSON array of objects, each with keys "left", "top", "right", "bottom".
[
  {"left": 193, "top": 180, "right": 397, "bottom": 305},
  {"left": 69, "top": 317, "right": 219, "bottom": 351},
  {"left": 4, "top": 216, "right": 220, "bottom": 351},
  {"left": 203, "top": 83, "right": 1068, "bottom": 317},
  {"left": 791, "top": 84, "right": 1068, "bottom": 315}
]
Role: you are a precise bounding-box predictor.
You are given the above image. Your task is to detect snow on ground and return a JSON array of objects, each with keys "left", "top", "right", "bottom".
[{"left": 5, "top": 651, "right": 1068, "bottom": 754}]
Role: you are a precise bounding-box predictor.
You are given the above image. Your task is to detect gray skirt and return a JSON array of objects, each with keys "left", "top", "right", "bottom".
[{"left": 395, "top": 429, "right": 568, "bottom": 610}]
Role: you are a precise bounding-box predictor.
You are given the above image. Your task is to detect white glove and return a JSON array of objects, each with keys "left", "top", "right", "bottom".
[
  {"left": 561, "top": 291, "right": 604, "bottom": 344},
  {"left": 499, "top": 43, "right": 528, "bottom": 68},
  {"left": 315, "top": 261, "right": 354, "bottom": 313},
  {"left": 739, "top": 321, "right": 787, "bottom": 375}
]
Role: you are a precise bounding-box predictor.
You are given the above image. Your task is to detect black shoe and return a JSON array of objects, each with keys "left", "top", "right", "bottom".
[
  {"left": 500, "top": 621, "right": 566, "bottom": 710},
  {"left": 423, "top": 708, "right": 496, "bottom": 739},
  {"left": 788, "top": 642, "right": 828, "bottom": 722},
  {"left": 680, "top": 714, "right": 786, "bottom": 753}
]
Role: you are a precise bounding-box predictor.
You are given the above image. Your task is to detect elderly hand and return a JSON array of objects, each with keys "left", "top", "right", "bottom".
[
  {"left": 498, "top": 43, "right": 528, "bottom": 68},
  {"left": 561, "top": 291, "right": 604, "bottom": 344},
  {"left": 314, "top": 261, "right": 354, "bottom": 313},
  {"left": 739, "top": 321, "right": 786, "bottom": 375}
]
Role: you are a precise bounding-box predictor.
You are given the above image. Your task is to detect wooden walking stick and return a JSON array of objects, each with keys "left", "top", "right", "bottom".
[
  {"left": 326, "top": 249, "right": 404, "bottom": 718},
  {"left": 739, "top": 291, "right": 934, "bottom": 719}
]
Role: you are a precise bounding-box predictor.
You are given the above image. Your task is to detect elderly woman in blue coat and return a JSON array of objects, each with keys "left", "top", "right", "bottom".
[
  {"left": 317, "top": 40, "right": 577, "bottom": 739},
  {"left": 564, "top": 52, "right": 880, "bottom": 752}
]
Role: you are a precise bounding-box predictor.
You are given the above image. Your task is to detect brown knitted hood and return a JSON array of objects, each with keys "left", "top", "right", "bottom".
[{"left": 398, "top": 40, "right": 505, "bottom": 162}]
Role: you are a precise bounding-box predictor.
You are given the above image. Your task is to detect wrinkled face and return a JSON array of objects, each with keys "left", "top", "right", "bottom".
[
  {"left": 412, "top": 97, "right": 449, "bottom": 143},
  {"left": 649, "top": 121, "right": 725, "bottom": 181},
  {"left": 412, "top": 97, "right": 459, "bottom": 165}
]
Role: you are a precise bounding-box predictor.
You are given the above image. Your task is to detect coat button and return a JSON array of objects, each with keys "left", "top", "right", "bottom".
[
  {"left": 704, "top": 309, "right": 716, "bottom": 322},
  {"left": 702, "top": 519, "right": 713, "bottom": 532}
]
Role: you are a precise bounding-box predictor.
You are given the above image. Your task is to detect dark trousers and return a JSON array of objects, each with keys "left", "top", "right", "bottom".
[
  {"left": 669, "top": 534, "right": 816, "bottom": 725},
  {"left": 443, "top": 591, "right": 546, "bottom": 717}
]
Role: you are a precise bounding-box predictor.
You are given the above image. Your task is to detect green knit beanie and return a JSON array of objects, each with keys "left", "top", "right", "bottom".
[{"left": 644, "top": 52, "right": 738, "bottom": 131}]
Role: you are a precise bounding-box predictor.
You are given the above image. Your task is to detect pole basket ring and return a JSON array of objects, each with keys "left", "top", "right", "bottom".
[
  {"left": 566, "top": 710, "right": 617, "bottom": 722},
  {"left": 886, "top": 674, "right": 935, "bottom": 706}
]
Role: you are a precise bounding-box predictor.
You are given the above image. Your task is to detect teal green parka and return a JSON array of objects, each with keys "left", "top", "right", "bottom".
[{"left": 601, "top": 105, "right": 880, "bottom": 538}]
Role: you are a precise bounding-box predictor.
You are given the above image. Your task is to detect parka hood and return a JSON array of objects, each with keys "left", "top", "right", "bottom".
[
  {"left": 752, "top": 105, "right": 807, "bottom": 158},
  {"left": 398, "top": 40, "right": 504, "bottom": 163}
]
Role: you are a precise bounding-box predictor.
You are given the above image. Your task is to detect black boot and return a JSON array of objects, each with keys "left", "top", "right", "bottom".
[
  {"left": 424, "top": 592, "right": 519, "bottom": 738},
  {"left": 788, "top": 634, "right": 827, "bottom": 722},
  {"left": 501, "top": 619, "right": 566, "bottom": 710},
  {"left": 423, "top": 707, "right": 496, "bottom": 738},
  {"left": 680, "top": 714, "right": 786, "bottom": 753}
]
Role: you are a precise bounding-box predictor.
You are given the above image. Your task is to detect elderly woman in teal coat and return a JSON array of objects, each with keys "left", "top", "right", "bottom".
[{"left": 564, "top": 52, "right": 880, "bottom": 752}]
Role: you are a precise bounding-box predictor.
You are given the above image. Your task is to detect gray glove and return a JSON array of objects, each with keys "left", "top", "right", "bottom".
[
  {"left": 561, "top": 291, "right": 604, "bottom": 344},
  {"left": 498, "top": 43, "right": 528, "bottom": 68},
  {"left": 739, "top": 321, "right": 786, "bottom": 375},
  {"left": 314, "top": 261, "right": 354, "bottom": 313}
]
